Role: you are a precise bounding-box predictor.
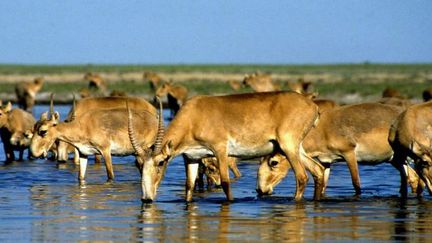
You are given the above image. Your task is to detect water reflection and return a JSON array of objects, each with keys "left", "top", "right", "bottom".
[
  {"left": 1, "top": 105, "right": 432, "bottom": 241},
  {"left": 12, "top": 165, "right": 432, "bottom": 242},
  {"left": 137, "top": 204, "right": 165, "bottom": 241}
]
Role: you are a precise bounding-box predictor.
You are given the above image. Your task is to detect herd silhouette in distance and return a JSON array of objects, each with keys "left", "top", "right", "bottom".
[{"left": 3, "top": 70, "right": 432, "bottom": 203}]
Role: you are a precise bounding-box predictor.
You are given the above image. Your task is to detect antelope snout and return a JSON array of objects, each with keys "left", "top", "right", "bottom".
[
  {"left": 10, "top": 136, "right": 20, "bottom": 146},
  {"left": 256, "top": 188, "right": 273, "bottom": 196},
  {"left": 141, "top": 198, "right": 154, "bottom": 204}
]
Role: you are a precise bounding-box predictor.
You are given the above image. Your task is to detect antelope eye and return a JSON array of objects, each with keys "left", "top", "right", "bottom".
[
  {"left": 38, "top": 129, "right": 48, "bottom": 137},
  {"left": 269, "top": 160, "right": 279, "bottom": 167},
  {"left": 157, "top": 160, "right": 164, "bottom": 167}
]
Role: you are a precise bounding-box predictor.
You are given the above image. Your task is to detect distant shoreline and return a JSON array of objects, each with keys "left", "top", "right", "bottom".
[{"left": 0, "top": 63, "right": 431, "bottom": 105}]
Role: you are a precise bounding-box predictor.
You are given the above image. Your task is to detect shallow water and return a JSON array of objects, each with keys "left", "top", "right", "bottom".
[{"left": 1, "top": 105, "right": 432, "bottom": 242}]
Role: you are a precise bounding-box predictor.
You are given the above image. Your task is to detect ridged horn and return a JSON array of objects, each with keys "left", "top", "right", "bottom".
[
  {"left": 153, "top": 96, "right": 165, "bottom": 155},
  {"left": 127, "top": 101, "right": 145, "bottom": 157},
  {"left": 49, "top": 93, "right": 54, "bottom": 118},
  {"left": 70, "top": 94, "right": 77, "bottom": 121}
]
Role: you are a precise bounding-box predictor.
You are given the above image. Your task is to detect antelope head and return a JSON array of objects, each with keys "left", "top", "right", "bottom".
[
  {"left": 242, "top": 73, "right": 254, "bottom": 86},
  {"left": 412, "top": 142, "right": 432, "bottom": 194},
  {"left": 20, "top": 129, "right": 34, "bottom": 147},
  {"left": 201, "top": 157, "right": 222, "bottom": 186},
  {"left": 0, "top": 102, "right": 12, "bottom": 128},
  {"left": 256, "top": 153, "right": 291, "bottom": 196},
  {"left": 10, "top": 132, "right": 25, "bottom": 147},
  {"left": 128, "top": 97, "right": 167, "bottom": 203},
  {"left": 30, "top": 94, "right": 60, "bottom": 158},
  {"left": 155, "top": 82, "right": 171, "bottom": 98}
]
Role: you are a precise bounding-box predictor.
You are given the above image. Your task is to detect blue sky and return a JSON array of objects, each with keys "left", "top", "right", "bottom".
[{"left": 0, "top": 1, "right": 431, "bottom": 64}]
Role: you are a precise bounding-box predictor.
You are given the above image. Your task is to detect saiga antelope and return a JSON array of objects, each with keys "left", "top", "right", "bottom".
[
  {"left": 389, "top": 101, "right": 432, "bottom": 198},
  {"left": 257, "top": 103, "right": 422, "bottom": 197},
  {"left": 30, "top": 99, "right": 160, "bottom": 182},
  {"left": 242, "top": 73, "right": 279, "bottom": 92},
  {"left": 0, "top": 102, "right": 36, "bottom": 161},
  {"left": 15, "top": 77, "right": 44, "bottom": 113},
  {"left": 130, "top": 91, "right": 320, "bottom": 203},
  {"left": 56, "top": 96, "right": 157, "bottom": 164},
  {"left": 155, "top": 82, "right": 188, "bottom": 118}
]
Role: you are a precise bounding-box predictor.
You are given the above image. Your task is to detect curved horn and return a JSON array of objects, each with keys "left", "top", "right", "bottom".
[
  {"left": 153, "top": 96, "right": 165, "bottom": 155},
  {"left": 49, "top": 93, "right": 54, "bottom": 118},
  {"left": 70, "top": 94, "right": 76, "bottom": 121},
  {"left": 127, "top": 101, "right": 145, "bottom": 157}
]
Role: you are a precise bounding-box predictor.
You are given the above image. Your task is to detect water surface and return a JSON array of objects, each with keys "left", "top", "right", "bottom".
[{"left": 0, "top": 105, "right": 431, "bottom": 242}]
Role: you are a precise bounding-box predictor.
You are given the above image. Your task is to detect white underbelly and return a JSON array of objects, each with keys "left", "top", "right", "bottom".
[
  {"left": 315, "top": 154, "right": 343, "bottom": 164},
  {"left": 356, "top": 151, "right": 393, "bottom": 165},
  {"left": 74, "top": 143, "right": 99, "bottom": 155},
  {"left": 183, "top": 140, "right": 275, "bottom": 160},
  {"left": 313, "top": 145, "right": 393, "bottom": 165},
  {"left": 183, "top": 146, "right": 214, "bottom": 160},
  {"left": 227, "top": 139, "right": 274, "bottom": 159},
  {"left": 110, "top": 142, "right": 133, "bottom": 156},
  {"left": 355, "top": 145, "right": 393, "bottom": 164}
]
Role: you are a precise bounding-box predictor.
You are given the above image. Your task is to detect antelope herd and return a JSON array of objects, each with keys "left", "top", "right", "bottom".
[{"left": 2, "top": 71, "right": 432, "bottom": 204}]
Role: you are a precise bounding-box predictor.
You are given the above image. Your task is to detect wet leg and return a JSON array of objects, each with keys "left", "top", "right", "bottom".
[
  {"left": 390, "top": 151, "right": 408, "bottom": 198},
  {"left": 301, "top": 153, "right": 325, "bottom": 200},
  {"left": 101, "top": 150, "right": 115, "bottom": 181},
  {"left": 343, "top": 150, "right": 361, "bottom": 196},
  {"left": 279, "top": 141, "right": 308, "bottom": 201},
  {"left": 322, "top": 164, "right": 331, "bottom": 196},
  {"left": 184, "top": 158, "right": 199, "bottom": 202},
  {"left": 215, "top": 149, "right": 233, "bottom": 201},
  {"left": 72, "top": 148, "right": 80, "bottom": 165},
  {"left": 228, "top": 157, "right": 241, "bottom": 178},
  {"left": 79, "top": 154, "right": 88, "bottom": 182}
]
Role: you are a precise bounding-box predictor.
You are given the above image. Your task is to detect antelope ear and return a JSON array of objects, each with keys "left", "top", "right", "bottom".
[
  {"left": 35, "top": 77, "right": 44, "bottom": 84},
  {"left": 303, "top": 81, "right": 312, "bottom": 90},
  {"left": 52, "top": 112, "right": 60, "bottom": 124},
  {"left": 201, "top": 158, "right": 210, "bottom": 167},
  {"left": 162, "top": 140, "right": 172, "bottom": 155},
  {"left": 24, "top": 130, "right": 33, "bottom": 139},
  {"left": 40, "top": 111, "right": 49, "bottom": 121},
  {"left": 304, "top": 92, "right": 318, "bottom": 100},
  {"left": 4, "top": 102, "right": 12, "bottom": 112}
]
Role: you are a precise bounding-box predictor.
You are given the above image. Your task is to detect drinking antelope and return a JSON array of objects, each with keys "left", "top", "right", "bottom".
[
  {"left": 257, "top": 103, "right": 421, "bottom": 197},
  {"left": 30, "top": 98, "right": 160, "bottom": 182},
  {"left": 130, "top": 91, "right": 320, "bottom": 203}
]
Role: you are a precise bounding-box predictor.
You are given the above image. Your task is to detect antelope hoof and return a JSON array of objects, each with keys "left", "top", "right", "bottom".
[
  {"left": 79, "top": 179, "right": 86, "bottom": 187},
  {"left": 294, "top": 195, "right": 304, "bottom": 202}
]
